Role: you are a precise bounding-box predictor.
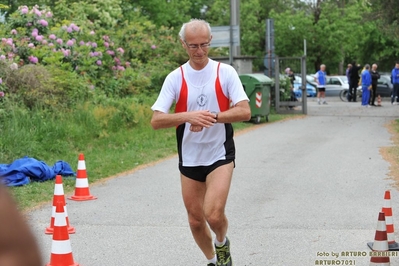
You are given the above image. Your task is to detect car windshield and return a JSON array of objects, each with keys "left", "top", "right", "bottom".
[{"left": 340, "top": 76, "right": 348, "bottom": 84}]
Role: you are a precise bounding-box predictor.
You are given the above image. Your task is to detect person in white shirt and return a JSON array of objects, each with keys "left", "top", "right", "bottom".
[{"left": 151, "top": 19, "right": 250, "bottom": 266}]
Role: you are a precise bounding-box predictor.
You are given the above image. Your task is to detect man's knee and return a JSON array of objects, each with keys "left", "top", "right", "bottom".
[
  {"left": 188, "top": 213, "right": 206, "bottom": 231},
  {"left": 205, "top": 209, "right": 225, "bottom": 227}
]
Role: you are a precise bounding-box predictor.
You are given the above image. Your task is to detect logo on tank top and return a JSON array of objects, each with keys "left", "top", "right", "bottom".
[{"left": 197, "top": 94, "right": 208, "bottom": 107}]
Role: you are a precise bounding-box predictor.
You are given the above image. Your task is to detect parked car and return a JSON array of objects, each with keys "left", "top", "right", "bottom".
[
  {"left": 293, "top": 76, "right": 317, "bottom": 97},
  {"left": 376, "top": 75, "right": 393, "bottom": 97},
  {"left": 324, "top": 76, "right": 351, "bottom": 97}
]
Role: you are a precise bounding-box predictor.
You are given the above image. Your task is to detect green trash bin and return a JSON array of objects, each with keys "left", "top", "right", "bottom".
[{"left": 239, "top": 73, "right": 272, "bottom": 124}]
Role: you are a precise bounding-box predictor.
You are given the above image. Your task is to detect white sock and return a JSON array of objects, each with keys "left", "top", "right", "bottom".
[
  {"left": 215, "top": 237, "right": 226, "bottom": 247},
  {"left": 208, "top": 255, "right": 217, "bottom": 264},
  {"left": 317, "top": 98, "right": 320, "bottom": 102},
  {"left": 322, "top": 98, "right": 325, "bottom": 102}
]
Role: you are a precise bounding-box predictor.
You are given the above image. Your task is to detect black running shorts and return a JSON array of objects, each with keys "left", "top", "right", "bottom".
[{"left": 179, "top": 159, "right": 235, "bottom": 182}]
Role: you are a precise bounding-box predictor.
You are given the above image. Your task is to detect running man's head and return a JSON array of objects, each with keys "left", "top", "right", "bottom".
[{"left": 320, "top": 64, "right": 326, "bottom": 71}]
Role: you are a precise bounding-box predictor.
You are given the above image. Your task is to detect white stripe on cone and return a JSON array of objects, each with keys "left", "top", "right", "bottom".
[
  {"left": 78, "top": 160, "right": 86, "bottom": 170},
  {"left": 373, "top": 240, "right": 389, "bottom": 251},
  {"left": 75, "top": 178, "right": 89, "bottom": 188},
  {"left": 51, "top": 240, "right": 73, "bottom": 254},
  {"left": 54, "top": 184, "right": 63, "bottom": 195},
  {"left": 54, "top": 212, "right": 67, "bottom": 227}
]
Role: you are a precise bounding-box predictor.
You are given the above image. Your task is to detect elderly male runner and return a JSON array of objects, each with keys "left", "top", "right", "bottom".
[{"left": 151, "top": 19, "right": 250, "bottom": 266}]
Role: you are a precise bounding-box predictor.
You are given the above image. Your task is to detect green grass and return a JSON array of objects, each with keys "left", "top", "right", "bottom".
[{"left": 0, "top": 100, "right": 293, "bottom": 211}]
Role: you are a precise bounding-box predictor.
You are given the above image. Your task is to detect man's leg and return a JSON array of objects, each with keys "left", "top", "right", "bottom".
[
  {"left": 204, "top": 162, "right": 234, "bottom": 242},
  {"left": 180, "top": 175, "right": 215, "bottom": 260},
  {"left": 348, "top": 83, "right": 353, "bottom": 102},
  {"left": 352, "top": 82, "right": 358, "bottom": 102}
]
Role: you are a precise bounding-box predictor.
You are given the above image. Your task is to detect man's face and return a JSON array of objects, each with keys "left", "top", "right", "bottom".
[
  {"left": 372, "top": 64, "right": 377, "bottom": 70},
  {"left": 396, "top": 63, "right": 399, "bottom": 69},
  {"left": 321, "top": 65, "right": 326, "bottom": 71},
  {"left": 181, "top": 24, "right": 212, "bottom": 68}
]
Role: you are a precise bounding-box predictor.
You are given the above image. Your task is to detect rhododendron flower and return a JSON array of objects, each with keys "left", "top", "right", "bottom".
[
  {"left": 10, "top": 29, "right": 17, "bottom": 35},
  {"left": 0, "top": 55, "right": 5, "bottom": 60},
  {"left": 104, "top": 42, "right": 109, "bottom": 48},
  {"left": 91, "top": 42, "right": 97, "bottom": 48},
  {"left": 21, "top": 6, "right": 28, "bottom": 14},
  {"left": 49, "top": 34, "right": 56, "bottom": 40},
  {"left": 151, "top": 45, "right": 156, "bottom": 49},
  {"left": 9, "top": 63, "right": 18, "bottom": 70},
  {"left": 96, "top": 60, "right": 102, "bottom": 66},
  {"left": 106, "top": 50, "right": 115, "bottom": 56},
  {"left": 66, "top": 40, "right": 74, "bottom": 46},
  {"left": 90, "top": 31, "right": 95, "bottom": 35},
  {"left": 34, "top": 9, "right": 42, "bottom": 17},
  {"left": 117, "top": 48, "right": 124, "bottom": 54},
  {"left": 29, "top": 56, "right": 38, "bottom": 64},
  {"left": 28, "top": 43, "right": 34, "bottom": 48},
  {"left": 0, "top": 91, "right": 4, "bottom": 97},
  {"left": 46, "top": 12, "right": 52, "bottom": 18},
  {"left": 6, "top": 39, "right": 13, "bottom": 46},
  {"left": 39, "top": 19, "right": 48, "bottom": 27},
  {"left": 35, "top": 35, "right": 43, "bottom": 42},
  {"left": 79, "top": 41, "right": 85, "bottom": 46},
  {"left": 56, "top": 38, "right": 63, "bottom": 45}
]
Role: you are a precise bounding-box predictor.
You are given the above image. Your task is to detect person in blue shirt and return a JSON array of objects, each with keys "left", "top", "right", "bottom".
[
  {"left": 391, "top": 62, "right": 399, "bottom": 105},
  {"left": 314, "top": 64, "right": 327, "bottom": 104},
  {"left": 361, "top": 64, "right": 372, "bottom": 107}
]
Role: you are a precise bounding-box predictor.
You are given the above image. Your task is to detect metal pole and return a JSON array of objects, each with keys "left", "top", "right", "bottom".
[
  {"left": 302, "top": 56, "right": 307, "bottom": 115},
  {"left": 304, "top": 39, "right": 307, "bottom": 56},
  {"left": 275, "top": 56, "right": 280, "bottom": 113}
]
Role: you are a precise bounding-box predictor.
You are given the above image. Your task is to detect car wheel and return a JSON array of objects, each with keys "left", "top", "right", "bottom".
[{"left": 339, "top": 90, "right": 349, "bottom": 102}]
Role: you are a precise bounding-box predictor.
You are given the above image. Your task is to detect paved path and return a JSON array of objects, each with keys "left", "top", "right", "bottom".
[{"left": 28, "top": 97, "right": 399, "bottom": 265}]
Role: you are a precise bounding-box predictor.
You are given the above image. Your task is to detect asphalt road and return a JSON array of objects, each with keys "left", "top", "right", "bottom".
[{"left": 28, "top": 97, "right": 399, "bottom": 265}]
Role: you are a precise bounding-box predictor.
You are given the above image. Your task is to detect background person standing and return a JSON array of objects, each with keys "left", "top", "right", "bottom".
[
  {"left": 314, "top": 64, "right": 327, "bottom": 104},
  {"left": 349, "top": 61, "right": 362, "bottom": 102},
  {"left": 361, "top": 64, "right": 372, "bottom": 107},
  {"left": 391, "top": 62, "right": 399, "bottom": 105},
  {"left": 150, "top": 19, "right": 250, "bottom": 266},
  {"left": 369, "top": 64, "right": 380, "bottom": 106}
]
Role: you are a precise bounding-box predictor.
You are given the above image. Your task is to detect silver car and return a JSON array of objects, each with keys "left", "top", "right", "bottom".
[{"left": 325, "top": 76, "right": 350, "bottom": 97}]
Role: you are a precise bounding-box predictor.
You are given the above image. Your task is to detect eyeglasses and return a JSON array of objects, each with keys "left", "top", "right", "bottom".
[{"left": 184, "top": 41, "right": 211, "bottom": 50}]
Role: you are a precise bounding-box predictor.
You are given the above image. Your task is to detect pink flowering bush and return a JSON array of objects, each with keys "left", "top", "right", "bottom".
[{"left": 0, "top": 5, "right": 135, "bottom": 102}]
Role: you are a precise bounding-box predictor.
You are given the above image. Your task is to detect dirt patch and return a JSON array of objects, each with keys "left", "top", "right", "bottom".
[{"left": 380, "top": 120, "right": 399, "bottom": 189}]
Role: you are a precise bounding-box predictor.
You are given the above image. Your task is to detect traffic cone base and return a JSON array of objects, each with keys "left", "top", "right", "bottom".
[{"left": 69, "top": 153, "right": 97, "bottom": 201}]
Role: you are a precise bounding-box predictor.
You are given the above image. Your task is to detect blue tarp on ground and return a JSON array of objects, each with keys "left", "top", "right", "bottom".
[{"left": 0, "top": 156, "right": 76, "bottom": 186}]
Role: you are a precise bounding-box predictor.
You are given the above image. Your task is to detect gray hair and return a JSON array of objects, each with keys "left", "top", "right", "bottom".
[
  {"left": 178, "top": 19, "right": 211, "bottom": 41},
  {"left": 365, "top": 64, "right": 370, "bottom": 69}
]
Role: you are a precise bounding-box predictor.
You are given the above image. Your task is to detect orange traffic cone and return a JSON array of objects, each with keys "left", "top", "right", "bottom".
[
  {"left": 382, "top": 190, "right": 399, "bottom": 250},
  {"left": 68, "top": 153, "right": 97, "bottom": 201},
  {"left": 46, "top": 201, "right": 79, "bottom": 266},
  {"left": 368, "top": 212, "right": 390, "bottom": 266},
  {"left": 46, "top": 175, "right": 75, "bottom": 234}
]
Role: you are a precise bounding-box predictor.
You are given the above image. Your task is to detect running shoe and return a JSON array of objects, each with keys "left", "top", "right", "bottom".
[{"left": 215, "top": 237, "right": 232, "bottom": 266}]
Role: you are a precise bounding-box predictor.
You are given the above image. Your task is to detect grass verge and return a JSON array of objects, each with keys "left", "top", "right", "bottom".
[{"left": 2, "top": 106, "right": 294, "bottom": 211}]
